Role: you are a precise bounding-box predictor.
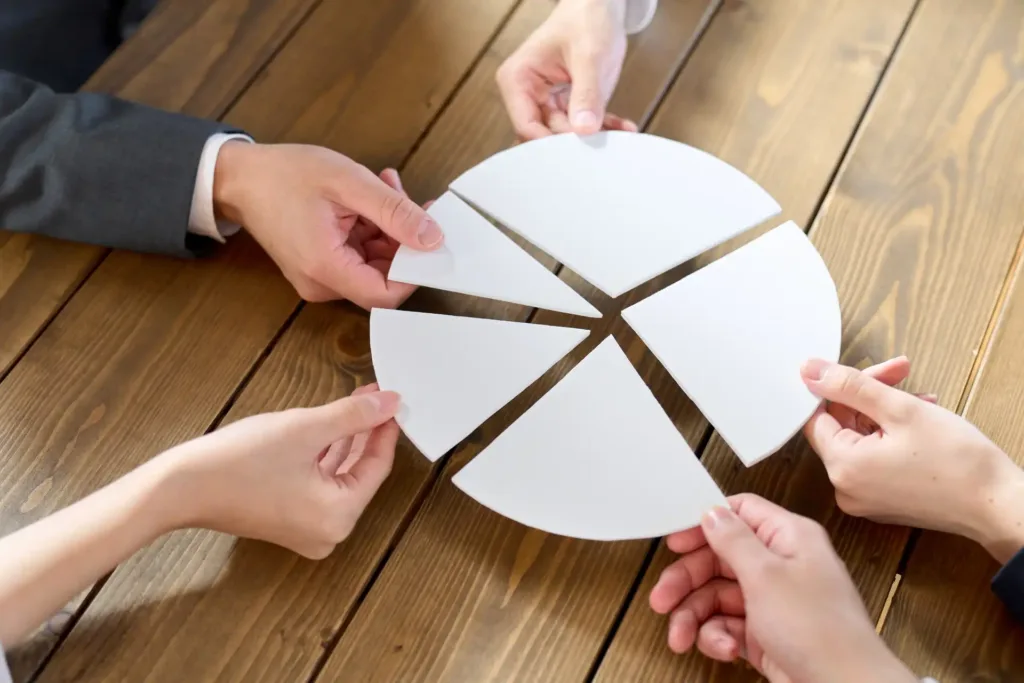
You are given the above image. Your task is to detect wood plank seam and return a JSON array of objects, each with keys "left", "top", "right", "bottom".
[
  {"left": 624, "top": 0, "right": 722, "bottom": 131},
  {"left": 391, "top": 1, "right": 528, "bottom": 176},
  {"left": 302, "top": 5, "right": 726, "bottom": 678},
  {"left": 803, "top": 0, "right": 924, "bottom": 237},
  {"left": 17, "top": 3, "right": 524, "bottom": 679},
  {"left": 0, "top": 0, "right": 331, "bottom": 388},
  {"left": 956, "top": 224, "right": 1024, "bottom": 414},
  {"left": 583, "top": 423, "right": 716, "bottom": 683},
  {"left": 588, "top": 1, "right": 926, "bottom": 675},
  {"left": 875, "top": 225, "right": 1024, "bottom": 640}
]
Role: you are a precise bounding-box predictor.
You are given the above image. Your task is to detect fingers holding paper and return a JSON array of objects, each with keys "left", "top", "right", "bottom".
[{"left": 650, "top": 494, "right": 917, "bottom": 682}]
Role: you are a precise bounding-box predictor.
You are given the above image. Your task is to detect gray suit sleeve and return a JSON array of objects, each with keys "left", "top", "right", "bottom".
[{"left": 0, "top": 70, "right": 241, "bottom": 256}]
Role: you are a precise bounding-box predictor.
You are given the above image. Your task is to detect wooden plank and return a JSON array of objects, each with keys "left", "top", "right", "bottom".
[
  {"left": 317, "top": 2, "right": 920, "bottom": 682},
  {"left": 16, "top": 1, "right": 522, "bottom": 682},
  {"left": 23, "top": 3, "right": 714, "bottom": 682},
  {"left": 2, "top": 2, "right": 518, "bottom": 681},
  {"left": 883, "top": 262, "right": 1024, "bottom": 680},
  {"left": 596, "top": 0, "right": 1024, "bottom": 680},
  {"left": 878, "top": 5, "right": 1024, "bottom": 673},
  {"left": 0, "top": 0, "right": 324, "bottom": 380}
]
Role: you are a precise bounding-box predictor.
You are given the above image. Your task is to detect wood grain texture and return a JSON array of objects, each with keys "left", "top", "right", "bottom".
[
  {"left": 224, "top": 0, "right": 516, "bottom": 168},
  {"left": 9, "top": 1, "right": 517, "bottom": 680},
  {"left": 876, "top": 8, "right": 1024, "bottom": 676},
  {"left": 25, "top": 3, "right": 717, "bottom": 682},
  {"left": 2, "top": 241, "right": 297, "bottom": 682},
  {"left": 884, "top": 269, "right": 1024, "bottom": 681},
  {"left": 319, "top": 1, "right": 919, "bottom": 681},
  {"left": 0, "top": 0, "right": 322, "bottom": 379},
  {"left": 597, "top": 0, "right": 1024, "bottom": 680}
]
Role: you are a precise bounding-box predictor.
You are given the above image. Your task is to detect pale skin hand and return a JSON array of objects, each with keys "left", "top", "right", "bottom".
[
  {"left": 0, "top": 386, "right": 400, "bottom": 647},
  {"left": 497, "top": 0, "right": 639, "bottom": 140},
  {"left": 801, "top": 358, "right": 1024, "bottom": 563},
  {"left": 213, "top": 142, "right": 442, "bottom": 309},
  {"left": 649, "top": 494, "right": 918, "bottom": 683}
]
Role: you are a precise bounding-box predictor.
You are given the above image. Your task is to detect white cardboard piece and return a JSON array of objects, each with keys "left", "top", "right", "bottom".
[
  {"left": 370, "top": 308, "right": 589, "bottom": 461},
  {"left": 450, "top": 131, "right": 781, "bottom": 298},
  {"left": 389, "top": 192, "right": 600, "bottom": 318},
  {"left": 622, "top": 222, "right": 841, "bottom": 466},
  {"left": 453, "top": 337, "right": 726, "bottom": 541}
]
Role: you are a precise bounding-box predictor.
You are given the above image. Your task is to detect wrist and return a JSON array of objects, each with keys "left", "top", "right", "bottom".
[
  {"left": 972, "top": 460, "right": 1024, "bottom": 563},
  {"left": 212, "top": 140, "right": 258, "bottom": 225},
  {"left": 134, "top": 447, "right": 212, "bottom": 534},
  {"left": 832, "top": 635, "right": 918, "bottom": 683}
]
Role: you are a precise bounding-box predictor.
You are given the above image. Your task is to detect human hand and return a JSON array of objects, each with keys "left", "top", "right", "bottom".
[
  {"left": 802, "top": 358, "right": 1024, "bottom": 562},
  {"left": 649, "top": 495, "right": 917, "bottom": 683},
  {"left": 497, "top": 0, "right": 638, "bottom": 140},
  {"left": 213, "top": 142, "right": 443, "bottom": 308},
  {"left": 160, "top": 384, "right": 401, "bottom": 559}
]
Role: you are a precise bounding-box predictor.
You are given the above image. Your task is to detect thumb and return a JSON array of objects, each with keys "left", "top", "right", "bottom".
[
  {"left": 801, "top": 359, "right": 909, "bottom": 425},
  {"left": 567, "top": 50, "right": 606, "bottom": 135},
  {"left": 700, "top": 506, "right": 774, "bottom": 584},
  {"left": 305, "top": 391, "right": 401, "bottom": 444},
  {"left": 343, "top": 167, "right": 444, "bottom": 251}
]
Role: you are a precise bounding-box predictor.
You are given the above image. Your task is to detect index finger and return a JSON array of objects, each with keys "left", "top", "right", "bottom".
[
  {"left": 726, "top": 493, "right": 805, "bottom": 558},
  {"left": 323, "top": 246, "right": 416, "bottom": 309},
  {"left": 497, "top": 70, "right": 553, "bottom": 141}
]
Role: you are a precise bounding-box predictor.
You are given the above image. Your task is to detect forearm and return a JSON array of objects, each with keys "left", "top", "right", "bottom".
[{"left": 0, "top": 458, "right": 184, "bottom": 646}]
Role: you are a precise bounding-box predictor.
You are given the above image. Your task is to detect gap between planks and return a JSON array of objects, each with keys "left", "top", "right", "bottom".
[
  {"left": 305, "top": 4, "right": 726, "bottom": 680},
  {"left": 583, "top": 0, "right": 927, "bottom": 677}
]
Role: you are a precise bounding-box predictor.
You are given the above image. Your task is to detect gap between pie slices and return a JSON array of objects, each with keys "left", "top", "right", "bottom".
[
  {"left": 452, "top": 336, "right": 727, "bottom": 541},
  {"left": 389, "top": 191, "right": 600, "bottom": 318},
  {"left": 372, "top": 132, "right": 842, "bottom": 540},
  {"left": 622, "top": 221, "right": 842, "bottom": 466}
]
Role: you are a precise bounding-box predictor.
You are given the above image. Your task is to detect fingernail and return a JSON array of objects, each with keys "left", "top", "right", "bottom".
[
  {"left": 920, "top": 393, "right": 939, "bottom": 403},
  {"left": 386, "top": 168, "right": 403, "bottom": 191},
  {"left": 572, "top": 110, "right": 599, "bottom": 132},
  {"left": 623, "top": 119, "right": 639, "bottom": 132},
  {"left": 801, "top": 358, "right": 833, "bottom": 382},
  {"left": 372, "top": 391, "right": 400, "bottom": 415},
  {"left": 702, "top": 506, "right": 730, "bottom": 531},
  {"left": 418, "top": 218, "right": 444, "bottom": 248}
]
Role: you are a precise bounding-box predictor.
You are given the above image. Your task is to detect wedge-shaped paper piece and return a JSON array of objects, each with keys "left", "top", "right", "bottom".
[
  {"left": 389, "top": 192, "right": 600, "bottom": 318},
  {"left": 450, "top": 131, "right": 780, "bottom": 298},
  {"left": 453, "top": 337, "right": 726, "bottom": 541},
  {"left": 370, "top": 308, "right": 589, "bottom": 461},
  {"left": 622, "top": 222, "right": 841, "bottom": 466}
]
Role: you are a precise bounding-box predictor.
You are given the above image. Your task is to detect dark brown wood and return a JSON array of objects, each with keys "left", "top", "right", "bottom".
[
  {"left": 318, "top": 1, "right": 922, "bottom": 681},
  {"left": 25, "top": 2, "right": 717, "bottom": 681},
  {"left": 0, "top": 0, "right": 325, "bottom": 381},
  {"left": 596, "top": 0, "right": 1024, "bottom": 680},
  {"left": 4, "top": 1, "right": 522, "bottom": 680},
  {"left": 19, "top": 1, "right": 527, "bottom": 681}
]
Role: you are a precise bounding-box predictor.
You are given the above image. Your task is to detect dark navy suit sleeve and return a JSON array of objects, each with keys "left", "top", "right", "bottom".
[
  {"left": 0, "top": 70, "right": 241, "bottom": 256},
  {"left": 993, "top": 546, "right": 1024, "bottom": 624}
]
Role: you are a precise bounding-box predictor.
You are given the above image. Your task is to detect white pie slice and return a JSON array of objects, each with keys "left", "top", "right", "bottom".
[
  {"left": 622, "top": 222, "right": 841, "bottom": 466},
  {"left": 450, "top": 131, "right": 781, "bottom": 298},
  {"left": 370, "top": 308, "right": 589, "bottom": 461},
  {"left": 389, "top": 192, "right": 600, "bottom": 318},
  {"left": 453, "top": 336, "right": 726, "bottom": 540}
]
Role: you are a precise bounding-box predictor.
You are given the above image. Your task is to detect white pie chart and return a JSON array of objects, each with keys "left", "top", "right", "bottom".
[{"left": 375, "top": 132, "right": 841, "bottom": 541}]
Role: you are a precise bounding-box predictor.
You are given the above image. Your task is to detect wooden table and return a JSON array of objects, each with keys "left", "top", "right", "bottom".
[{"left": 2, "top": 0, "right": 1023, "bottom": 680}]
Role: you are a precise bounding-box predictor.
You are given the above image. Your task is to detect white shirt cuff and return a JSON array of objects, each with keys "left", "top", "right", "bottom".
[
  {"left": 624, "top": 0, "right": 657, "bottom": 34},
  {"left": 187, "top": 132, "right": 253, "bottom": 243}
]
